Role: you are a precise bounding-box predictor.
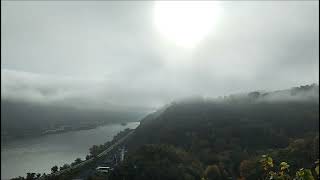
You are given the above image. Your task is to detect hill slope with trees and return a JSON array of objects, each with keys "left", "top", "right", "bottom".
[{"left": 112, "top": 84, "right": 319, "bottom": 180}]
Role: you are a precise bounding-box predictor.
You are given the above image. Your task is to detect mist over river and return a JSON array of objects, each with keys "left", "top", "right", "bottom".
[{"left": 1, "top": 122, "right": 140, "bottom": 179}]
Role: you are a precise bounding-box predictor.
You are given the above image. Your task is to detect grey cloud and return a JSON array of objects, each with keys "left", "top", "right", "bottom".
[{"left": 1, "top": 1, "right": 319, "bottom": 112}]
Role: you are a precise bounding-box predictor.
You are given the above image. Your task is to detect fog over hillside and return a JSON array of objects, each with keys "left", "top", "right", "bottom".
[
  {"left": 2, "top": 1, "right": 319, "bottom": 112},
  {"left": 1, "top": 1, "right": 319, "bottom": 179},
  {"left": 225, "top": 84, "right": 319, "bottom": 103},
  {"left": 1, "top": 0, "right": 319, "bottom": 147}
]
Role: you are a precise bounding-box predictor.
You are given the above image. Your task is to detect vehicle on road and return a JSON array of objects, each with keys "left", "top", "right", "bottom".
[{"left": 95, "top": 166, "right": 111, "bottom": 174}]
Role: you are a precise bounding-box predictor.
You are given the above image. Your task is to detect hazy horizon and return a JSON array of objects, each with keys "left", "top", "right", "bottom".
[{"left": 2, "top": 1, "right": 319, "bottom": 112}]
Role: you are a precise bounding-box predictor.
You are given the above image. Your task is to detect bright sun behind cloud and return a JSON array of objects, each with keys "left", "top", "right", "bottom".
[{"left": 154, "top": 1, "right": 221, "bottom": 48}]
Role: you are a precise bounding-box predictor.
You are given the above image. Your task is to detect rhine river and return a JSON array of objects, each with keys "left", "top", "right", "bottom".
[{"left": 1, "top": 122, "right": 140, "bottom": 179}]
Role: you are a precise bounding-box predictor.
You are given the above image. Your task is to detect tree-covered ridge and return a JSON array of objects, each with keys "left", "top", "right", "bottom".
[{"left": 112, "top": 85, "right": 319, "bottom": 180}]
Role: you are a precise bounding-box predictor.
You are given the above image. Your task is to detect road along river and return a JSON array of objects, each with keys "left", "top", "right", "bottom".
[{"left": 1, "top": 122, "right": 140, "bottom": 180}]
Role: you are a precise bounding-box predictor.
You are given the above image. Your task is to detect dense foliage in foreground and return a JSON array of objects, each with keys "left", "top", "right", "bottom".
[{"left": 109, "top": 144, "right": 203, "bottom": 180}]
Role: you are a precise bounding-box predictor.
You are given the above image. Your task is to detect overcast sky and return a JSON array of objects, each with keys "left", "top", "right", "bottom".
[{"left": 1, "top": 1, "right": 319, "bottom": 111}]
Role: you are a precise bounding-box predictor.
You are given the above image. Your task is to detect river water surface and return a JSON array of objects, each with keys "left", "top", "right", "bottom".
[{"left": 1, "top": 122, "right": 140, "bottom": 179}]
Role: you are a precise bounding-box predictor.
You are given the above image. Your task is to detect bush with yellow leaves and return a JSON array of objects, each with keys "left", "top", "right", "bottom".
[{"left": 260, "top": 155, "right": 319, "bottom": 180}]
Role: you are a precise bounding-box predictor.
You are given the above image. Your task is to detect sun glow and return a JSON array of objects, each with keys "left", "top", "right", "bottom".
[{"left": 154, "top": 1, "right": 221, "bottom": 48}]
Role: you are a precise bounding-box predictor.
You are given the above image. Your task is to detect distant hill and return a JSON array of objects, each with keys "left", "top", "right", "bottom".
[
  {"left": 1, "top": 100, "right": 147, "bottom": 142},
  {"left": 217, "top": 84, "right": 319, "bottom": 103}
]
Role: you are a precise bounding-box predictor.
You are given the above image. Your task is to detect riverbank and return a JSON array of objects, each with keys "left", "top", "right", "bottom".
[
  {"left": 1, "top": 122, "right": 140, "bottom": 179},
  {"left": 1, "top": 121, "right": 139, "bottom": 145}
]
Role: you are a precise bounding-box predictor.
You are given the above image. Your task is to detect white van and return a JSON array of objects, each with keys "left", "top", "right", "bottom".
[{"left": 96, "top": 166, "right": 111, "bottom": 173}]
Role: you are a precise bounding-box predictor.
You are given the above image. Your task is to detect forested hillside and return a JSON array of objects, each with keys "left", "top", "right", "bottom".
[{"left": 110, "top": 84, "right": 319, "bottom": 180}]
